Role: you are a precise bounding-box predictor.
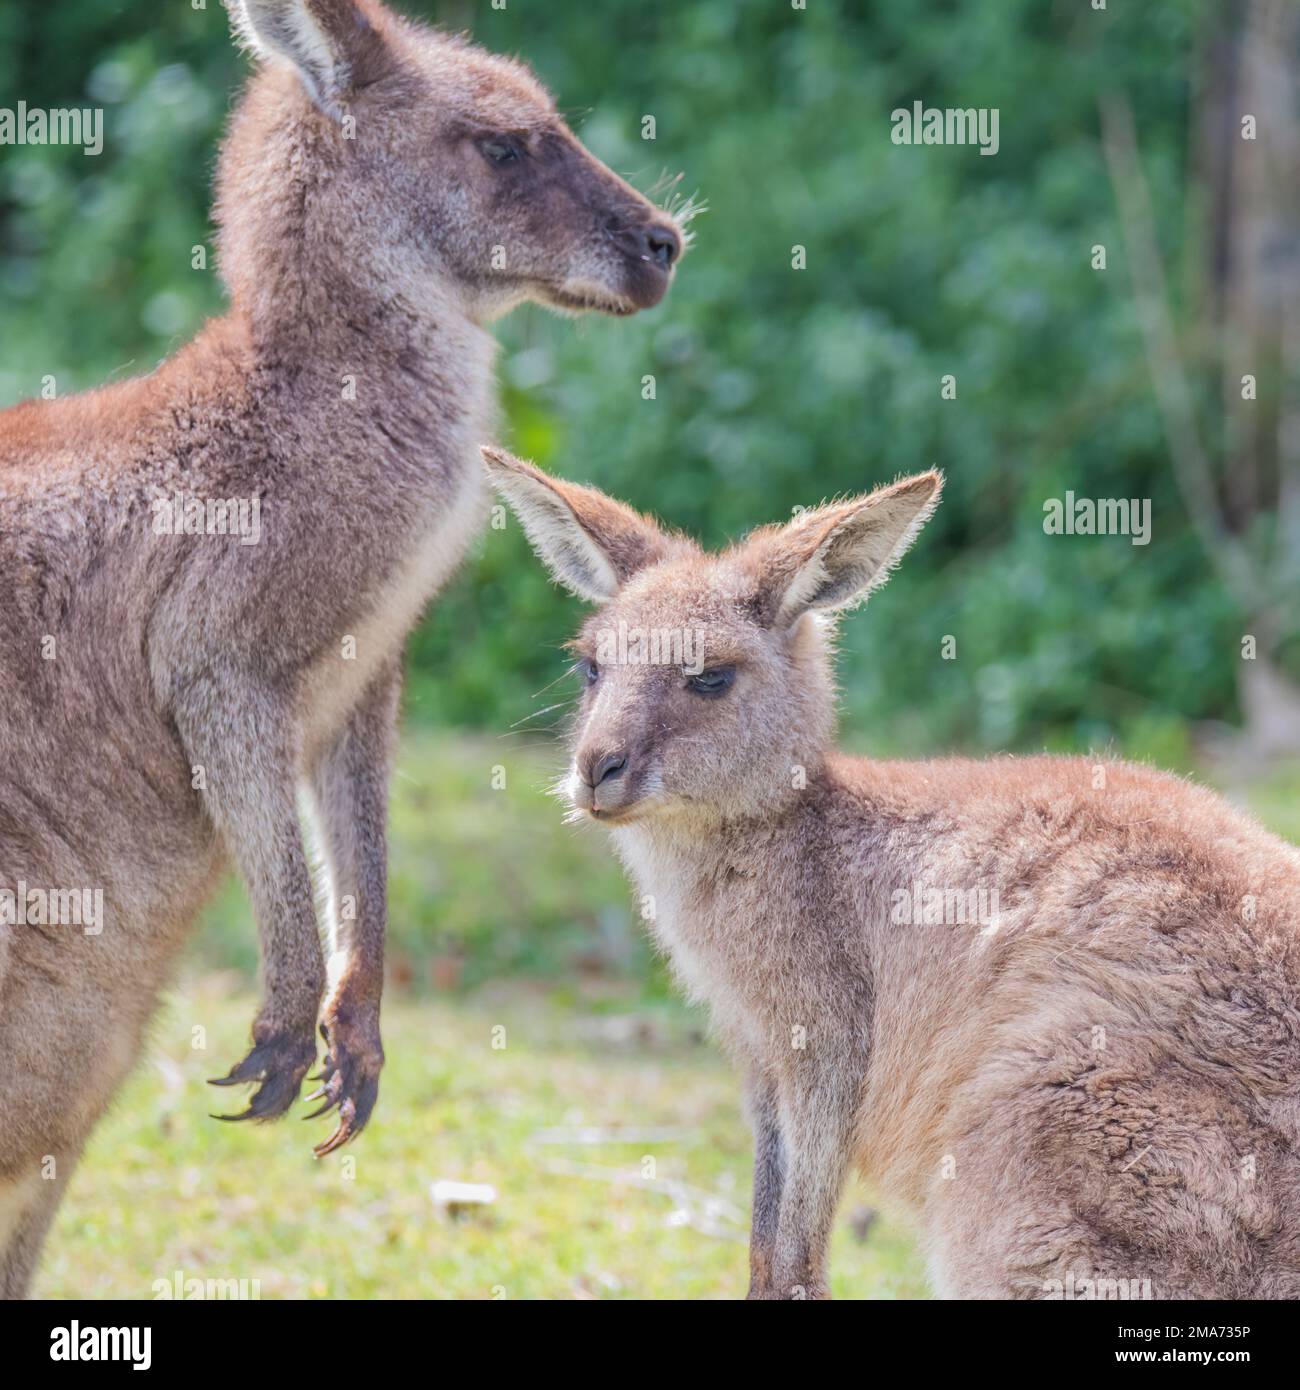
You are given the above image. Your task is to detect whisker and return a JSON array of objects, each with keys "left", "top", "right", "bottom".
[
  {"left": 508, "top": 699, "right": 574, "bottom": 730},
  {"left": 530, "top": 665, "right": 580, "bottom": 701}
]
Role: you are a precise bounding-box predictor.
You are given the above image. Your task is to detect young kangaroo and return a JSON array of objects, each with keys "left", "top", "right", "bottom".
[
  {"left": 0, "top": 1, "right": 683, "bottom": 1296},
  {"left": 484, "top": 447, "right": 1300, "bottom": 1300}
]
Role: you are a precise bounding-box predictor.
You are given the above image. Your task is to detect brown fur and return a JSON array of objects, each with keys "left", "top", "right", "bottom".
[
  {"left": 485, "top": 448, "right": 1300, "bottom": 1300},
  {"left": 0, "top": 0, "right": 684, "bottom": 1297}
]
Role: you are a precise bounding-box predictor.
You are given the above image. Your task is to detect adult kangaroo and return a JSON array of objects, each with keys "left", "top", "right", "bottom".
[
  {"left": 485, "top": 448, "right": 1300, "bottom": 1300},
  {"left": 0, "top": 0, "right": 683, "bottom": 1297}
]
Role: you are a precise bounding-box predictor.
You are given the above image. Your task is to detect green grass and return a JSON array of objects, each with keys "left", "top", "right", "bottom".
[
  {"left": 39, "top": 977, "right": 926, "bottom": 1300},
  {"left": 37, "top": 733, "right": 1300, "bottom": 1299}
]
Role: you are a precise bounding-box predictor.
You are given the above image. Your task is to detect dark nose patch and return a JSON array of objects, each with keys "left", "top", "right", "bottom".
[
  {"left": 586, "top": 751, "right": 628, "bottom": 787},
  {"left": 607, "top": 213, "right": 681, "bottom": 271},
  {"left": 640, "top": 222, "right": 681, "bottom": 268}
]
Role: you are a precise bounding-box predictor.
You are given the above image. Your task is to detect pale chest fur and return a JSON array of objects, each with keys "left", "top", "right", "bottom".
[
  {"left": 614, "top": 828, "right": 780, "bottom": 1060},
  {"left": 297, "top": 436, "right": 490, "bottom": 762}
]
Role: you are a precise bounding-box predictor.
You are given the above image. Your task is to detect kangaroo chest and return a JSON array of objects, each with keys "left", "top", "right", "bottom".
[
  {"left": 615, "top": 832, "right": 801, "bottom": 1056},
  {"left": 297, "top": 438, "right": 489, "bottom": 760}
]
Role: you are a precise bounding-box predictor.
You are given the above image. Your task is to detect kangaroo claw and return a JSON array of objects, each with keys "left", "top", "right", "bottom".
[
  {"left": 208, "top": 1029, "right": 317, "bottom": 1122},
  {"left": 313, "top": 1099, "right": 361, "bottom": 1158},
  {"left": 309, "top": 1013, "right": 383, "bottom": 1157}
]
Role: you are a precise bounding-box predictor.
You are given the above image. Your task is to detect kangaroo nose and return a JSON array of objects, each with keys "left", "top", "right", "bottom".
[
  {"left": 641, "top": 222, "right": 681, "bottom": 268},
  {"left": 589, "top": 751, "right": 628, "bottom": 787}
]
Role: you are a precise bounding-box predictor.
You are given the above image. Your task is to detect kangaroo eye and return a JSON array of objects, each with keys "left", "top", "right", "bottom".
[
  {"left": 687, "top": 667, "right": 735, "bottom": 698},
  {"left": 579, "top": 658, "right": 599, "bottom": 685},
  {"left": 479, "top": 137, "right": 521, "bottom": 165}
]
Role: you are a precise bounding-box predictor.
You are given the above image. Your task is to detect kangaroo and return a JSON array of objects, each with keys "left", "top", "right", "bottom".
[
  {"left": 484, "top": 447, "right": 1300, "bottom": 1300},
  {"left": 0, "top": 1, "right": 684, "bottom": 1297}
]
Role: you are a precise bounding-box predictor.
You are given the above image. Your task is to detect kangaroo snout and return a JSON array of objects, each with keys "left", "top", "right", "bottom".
[
  {"left": 573, "top": 746, "right": 637, "bottom": 818},
  {"left": 610, "top": 215, "right": 682, "bottom": 309}
]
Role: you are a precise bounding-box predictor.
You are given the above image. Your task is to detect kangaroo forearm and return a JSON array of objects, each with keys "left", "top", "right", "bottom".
[
  {"left": 247, "top": 835, "right": 328, "bottom": 1025},
  {"left": 311, "top": 665, "right": 400, "bottom": 1006},
  {"left": 322, "top": 772, "right": 389, "bottom": 1004},
  {"left": 175, "top": 685, "right": 326, "bottom": 1023},
  {"left": 292, "top": 672, "right": 398, "bottom": 1154}
]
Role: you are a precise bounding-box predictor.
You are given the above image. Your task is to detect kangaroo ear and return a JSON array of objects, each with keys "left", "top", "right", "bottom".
[
  {"left": 754, "top": 471, "right": 943, "bottom": 628},
  {"left": 229, "top": 0, "right": 390, "bottom": 116},
  {"left": 481, "top": 447, "right": 680, "bottom": 603}
]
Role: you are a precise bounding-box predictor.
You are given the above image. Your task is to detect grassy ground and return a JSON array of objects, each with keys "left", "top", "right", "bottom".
[
  {"left": 36, "top": 733, "right": 1300, "bottom": 1300},
  {"left": 38, "top": 977, "right": 926, "bottom": 1300}
]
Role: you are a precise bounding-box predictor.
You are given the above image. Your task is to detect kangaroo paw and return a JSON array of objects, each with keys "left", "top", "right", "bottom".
[
  {"left": 208, "top": 1028, "right": 317, "bottom": 1122},
  {"left": 305, "top": 1008, "right": 383, "bottom": 1157}
]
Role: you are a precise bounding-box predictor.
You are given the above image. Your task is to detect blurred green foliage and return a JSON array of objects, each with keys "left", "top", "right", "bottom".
[{"left": 0, "top": 0, "right": 1274, "bottom": 757}]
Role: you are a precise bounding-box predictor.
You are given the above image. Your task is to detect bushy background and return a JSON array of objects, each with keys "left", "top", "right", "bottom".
[{"left": 5, "top": 0, "right": 1288, "bottom": 760}]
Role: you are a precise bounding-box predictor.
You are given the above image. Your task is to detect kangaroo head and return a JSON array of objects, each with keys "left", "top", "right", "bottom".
[
  {"left": 483, "top": 447, "right": 942, "bottom": 827},
  {"left": 221, "top": 0, "right": 686, "bottom": 326}
]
